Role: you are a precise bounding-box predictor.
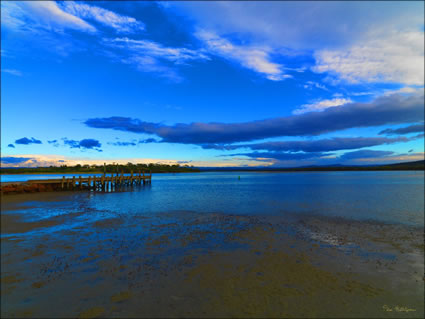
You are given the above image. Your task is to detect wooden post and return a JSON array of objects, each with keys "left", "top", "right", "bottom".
[
  {"left": 103, "top": 162, "right": 106, "bottom": 177},
  {"left": 61, "top": 176, "right": 65, "bottom": 189},
  {"left": 79, "top": 176, "right": 83, "bottom": 189},
  {"left": 131, "top": 170, "right": 134, "bottom": 184},
  {"left": 88, "top": 176, "right": 92, "bottom": 189},
  {"left": 101, "top": 175, "right": 104, "bottom": 190},
  {"left": 72, "top": 176, "right": 76, "bottom": 189}
]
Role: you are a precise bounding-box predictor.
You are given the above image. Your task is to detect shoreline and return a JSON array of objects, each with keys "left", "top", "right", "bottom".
[
  {"left": 1, "top": 206, "right": 423, "bottom": 317},
  {"left": 2, "top": 168, "right": 424, "bottom": 175},
  {"left": 0, "top": 171, "right": 198, "bottom": 176},
  {"left": 0, "top": 171, "right": 103, "bottom": 175}
]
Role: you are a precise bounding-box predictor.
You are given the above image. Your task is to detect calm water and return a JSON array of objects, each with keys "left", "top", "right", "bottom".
[
  {"left": 2, "top": 171, "right": 424, "bottom": 317},
  {"left": 1, "top": 173, "right": 111, "bottom": 182},
  {"left": 2, "top": 171, "right": 424, "bottom": 226}
]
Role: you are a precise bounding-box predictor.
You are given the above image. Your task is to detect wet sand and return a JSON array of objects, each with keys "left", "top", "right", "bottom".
[{"left": 1, "top": 193, "right": 424, "bottom": 318}]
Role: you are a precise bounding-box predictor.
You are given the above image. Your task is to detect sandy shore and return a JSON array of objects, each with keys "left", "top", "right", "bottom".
[{"left": 1, "top": 194, "right": 423, "bottom": 318}]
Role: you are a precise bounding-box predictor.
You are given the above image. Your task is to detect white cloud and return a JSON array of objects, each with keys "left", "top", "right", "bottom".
[
  {"left": 196, "top": 30, "right": 289, "bottom": 81},
  {"left": 313, "top": 30, "right": 424, "bottom": 86},
  {"left": 103, "top": 37, "right": 209, "bottom": 81},
  {"left": 1, "top": 69, "right": 22, "bottom": 76},
  {"left": 165, "top": 2, "right": 424, "bottom": 87},
  {"left": 0, "top": 2, "right": 27, "bottom": 30},
  {"left": 166, "top": 1, "right": 424, "bottom": 51},
  {"left": 121, "top": 55, "right": 183, "bottom": 82},
  {"left": 303, "top": 81, "right": 328, "bottom": 91},
  {"left": 382, "top": 86, "right": 423, "bottom": 96},
  {"left": 1, "top": 1, "right": 96, "bottom": 33},
  {"left": 59, "top": 2, "right": 145, "bottom": 34},
  {"left": 106, "top": 38, "right": 209, "bottom": 63},
  {"left": 293, "top": 98, "right": 353, "bottom": 115},
  {"left": 1, "top": 1, "right": 145, "bottom": 35}
]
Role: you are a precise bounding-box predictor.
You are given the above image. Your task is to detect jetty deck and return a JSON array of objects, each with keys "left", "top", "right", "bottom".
[{"left": 1, "top": 171, "right": 152, "bottom": 194}]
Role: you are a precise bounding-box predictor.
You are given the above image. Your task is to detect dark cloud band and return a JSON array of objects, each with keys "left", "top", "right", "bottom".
[
  {"left": 379, "top": 123, "right": 424, "bottom": 135},
  {"left": 63, "top": 138, "right": 102, "bottom": 151},
  {"left": 15, "top": 137, "right": 42, "bottom": 145},
  {"left": 201, "top": 136, "right": 409, "bottom": 153},
  {"left": 85, "top": 92, "right": 424, "bottom": 144}
]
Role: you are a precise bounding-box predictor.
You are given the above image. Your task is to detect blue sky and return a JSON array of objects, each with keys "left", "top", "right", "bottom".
[{"left": 1, "top": 1, "right": 424, "bottom": 167}]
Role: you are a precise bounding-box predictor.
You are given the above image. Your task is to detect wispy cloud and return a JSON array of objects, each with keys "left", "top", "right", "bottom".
[
  {"left": 313, "top": 30, "right": 424, "bottom": 86},
  {"left": 293, "top": 97, "right": 352, "bottom": 115},
  {"left": 202, "top": 136, "right": 410, "bottom": 153},
  {"left": 47, "top": 139, "right": 59, "bottom": 147},
  {"left": 103, "top": 37, "right": 209, "bottom": 81},
  {"left": 139, "top": 138, "right": 159, "bottom": 144},
  {"left": 379, "top": 123, "right": 424, "bottom": 135},
  {"left": 2, "top": 1, "right": 145, "bottom": 35},
  {"left": 122, "top": 56, "right": 184, "bottom": 82},
  {"left": 303, "top": 81, "right": 328, "bottom": 91},
  {"left": 1, "top": 1, "right": 96, "bottom": 33},
  {"left": 167, "top": 1, "right": 424, "bottom": 88},
  {"left": 59, "top": 2, "right": 145, "bottom": 34},
  {"left": 226, "top": 149, "right": 424, "bottom": 166},
  {"left": 1, "top": 69, "right": 22, "bottom": 76},
  {"left": 106, "top": 38, "right": 209, "bottom": 63},
  {"left": 167, "top": 1, "right": 424, "bottom": 51},
  {"left": 339, "top": 149, "right": 394, "bottom": 160},
  {"left": 196, "top": 30, "right": 289, "bottom": 81},
  {"left": 85, "top": 92, "right": 424, "bottom": 144},
  {"left": 8, "top": 144, "right": 15, "bottom": 148},
  {"left": 224, "top": 152, "right": 330, "bottom": 162},
  {"left": 108, "top": 141, "right": 137, "bottom": 147}
]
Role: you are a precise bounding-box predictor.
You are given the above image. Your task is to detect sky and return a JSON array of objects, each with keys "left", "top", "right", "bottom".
[{"left": 1, "top": 1, "right": 424, "bottom": 168}]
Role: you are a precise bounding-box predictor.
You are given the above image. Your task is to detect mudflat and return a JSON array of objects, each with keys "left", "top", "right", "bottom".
[{"left": 1, "top": 193, "right": 423, "bottom": 318}]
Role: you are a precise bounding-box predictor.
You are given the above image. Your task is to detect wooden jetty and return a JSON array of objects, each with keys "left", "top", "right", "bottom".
[{"left": 1, "top": 171, "right": 152, "bottom": 194}]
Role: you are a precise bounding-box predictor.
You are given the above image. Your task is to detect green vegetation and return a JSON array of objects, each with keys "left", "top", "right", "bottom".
[
  {"left": 0, "top": 163, "right": 200, "bottom": 174},
  {"left": 1, "top": 160, "right": 423, "bottom": 174}
]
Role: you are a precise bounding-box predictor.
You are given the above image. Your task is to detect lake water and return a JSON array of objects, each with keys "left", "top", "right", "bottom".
[
  {"left": 2, "top": 171, "right": 424, "bottom": 317},
  {"left": 1, "top": 173, "right": 114, "bottom": 182},
  {"left": 2, "top": 171, "right": 424, "bottom": 226}
]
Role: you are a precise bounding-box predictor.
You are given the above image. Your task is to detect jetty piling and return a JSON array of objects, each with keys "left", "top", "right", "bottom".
[{"left": 7, "top": 172, "right": 153, "bottom": 193}]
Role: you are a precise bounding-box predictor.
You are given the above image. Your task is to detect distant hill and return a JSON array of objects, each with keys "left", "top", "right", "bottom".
[{"left": 198, "top": 160, "right": 425, "bottom": 172}]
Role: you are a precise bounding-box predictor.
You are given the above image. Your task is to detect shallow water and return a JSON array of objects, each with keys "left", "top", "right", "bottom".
[
  {"left": 1, "top": 171, "right": 424, "bottom": 317},
  {"left": 3, "top": 171, "right": 423, "bottom": 226}
]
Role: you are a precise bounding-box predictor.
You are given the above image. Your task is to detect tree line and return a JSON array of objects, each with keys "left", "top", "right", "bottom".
[{"left": 0, "top": 163, "right": 200, "bottom": 174}]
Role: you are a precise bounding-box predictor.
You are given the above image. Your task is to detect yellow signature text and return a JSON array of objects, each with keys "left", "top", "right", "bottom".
[{"left": 383, "top": 305, "right": 416, "bottom": 312}]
